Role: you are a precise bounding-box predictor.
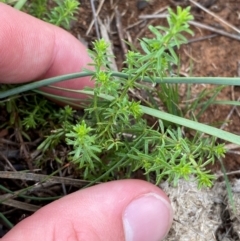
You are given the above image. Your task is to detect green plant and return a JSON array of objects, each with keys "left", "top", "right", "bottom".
[
  {"left": 44, "top": 7, "right": 225, "bottom": 186},
  {"left": 129, "top": 7, "right": 194, "bottom": 117},
  {"left": 1, "top": 6, "right": 237, "bottom": 187},
  {"left": 0, "top": 0, "right": 79, "bottom": 29}
]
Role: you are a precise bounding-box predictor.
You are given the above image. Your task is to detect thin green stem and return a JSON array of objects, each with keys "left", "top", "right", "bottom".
[
  {"left": 0, "top": 184, "right": 61, "bottom": 201},
  {"left": 30, "top": 88, "right": 240, "bottom": 146},
  {"left": 2, "top": 71, "right": 240, "bottom": 99},
  {"left": 0, "top": 212, "right": 13, "bottom": 229},
  {"left": 142, "top": 105, "right": 240, "bottom": 145},
  {"left": 83, "top": 132, "right": 147, "bottom": 188}
]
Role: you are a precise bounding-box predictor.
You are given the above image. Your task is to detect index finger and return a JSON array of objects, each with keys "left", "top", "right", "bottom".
[{"left": 0, "top": 3, "right": 94, "bottom": 97}]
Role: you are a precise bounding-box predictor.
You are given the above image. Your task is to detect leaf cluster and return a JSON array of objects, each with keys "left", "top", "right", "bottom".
[
  {"left": 123, "top": 7, "right": 194, "bottom": 117},
  {"left": 128, "top": 123, "right": 225, "bottom": 188},
  {"left": 0, "top": 86, "right": 74, "bottom": 144},
  {"left": 0, "top": 6, "right": 227, "bottom": 187},
  {"left": 60, "top": 7, "right": 225, "bottom": 186}
]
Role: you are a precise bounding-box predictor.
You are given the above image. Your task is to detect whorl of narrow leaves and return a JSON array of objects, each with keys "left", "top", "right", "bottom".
[{"left": 5, "top": 6, "right": 225, "bottom": 187}]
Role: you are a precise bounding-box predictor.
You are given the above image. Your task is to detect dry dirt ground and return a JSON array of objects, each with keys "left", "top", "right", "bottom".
[{"left": 1, "top": 0, "right": 240, "bottom": 240}]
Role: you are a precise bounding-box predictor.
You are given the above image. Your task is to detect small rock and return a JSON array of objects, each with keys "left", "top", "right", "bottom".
[{"left": 136, "top": 0, "right": 149, "bottom": 10}]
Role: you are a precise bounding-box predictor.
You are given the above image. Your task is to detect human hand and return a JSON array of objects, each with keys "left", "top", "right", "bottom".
[
  {"left": 2, "top": 180, "right": 172, "bottom": 241},
  {"left": 0, "top": 3, "right": 173, "bottom": 241},
  {"left": 0, "top": 3, "right": 94, "bottom": 99}
]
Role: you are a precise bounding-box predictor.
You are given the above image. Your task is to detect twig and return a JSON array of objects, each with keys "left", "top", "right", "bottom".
[
  {"left": 127, "top": 5, "right": 168, "bottom": 31},
  {"left": 86, "top": 0, "right": 105, "bottom": 36},
  {"left": 139, "top": 14, "right": 240, "bottom": 41},
  {"left": 0, "top": 152, "right": 17, "bottom": 172},
  {"left": 189, "top": 0, "right": 240, "bottom": 34},
  {"left": 133, "top": 18, "right": 156, "bottom": 45},
  {"left": 88, "top": 0, "right": 101, "bottom": 39},
  {"left": 186, "top": 34, "right": 218, "bottom": 44},
  {"left": 217, "top": 169, "right": 240, "bottom": 177},
  {"left": 125, "top": 20, "right": 145, "bottom": 31},
  {"left": 220, "top": 99, "right": 238, "bottom": 130},
  {"left": 15, "top": 127, "right": 33, "bottom": 170},
  {"left": 115, "top": 8, "right": 128, "bottom": 56},
  {"left": 183, "top": 48, "right": 201, "bottom": 63},
  {"left": 0, "top": 171, "right": 97, "bottom": 186},
  {"left": 0, "top": 197, "right": 40, "bottom": 212},
  {"left": 227, "top": 150, "right": 240, "bottom": 156},
  {"left": 98, "top": 18, "right": 118, "bottom": 71},
  {"left": 0, "top": 187, "right": 40, "bottom": 212},
  {"left": 225, "top": 143, "right": 240, "bottom": 151},
  {"left": 56, "top": 160, "right": 67, "bottom": 196},
  {"left": 0, "top": 138, "right": 19, "bottom": 146},
  {"left": 189, "top": 21, "right": 240, "bottom": 41},
  {"left": 133, "top": 6, "right": 169, "bottom": 45},
  {"left": 220, "top": 83, "right": 240, "bottom": 130}
]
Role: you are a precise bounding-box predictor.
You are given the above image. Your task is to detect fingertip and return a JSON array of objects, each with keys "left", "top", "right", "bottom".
[
  {"left": 123, "top": 192, "right": 173, "bottom": 241},
  {"left": 2, "top": 180, "right": 172, "bottom": 241},
  {"left": 0, "top": 3, "right": 94, "bottom": 95},
  {"left": 0, "top": 3, "right": 55, "bottom": 82}
]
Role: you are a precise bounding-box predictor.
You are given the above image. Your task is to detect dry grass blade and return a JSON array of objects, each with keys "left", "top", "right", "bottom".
[
  {"left": 189, "top": 0, "right": 240, "bottom": 34},
  {"left": 115, "top": 8, "right": 128, "bottom": 56},
  {"left": 186, "top": 34, "right": 218, "bottom": 44},
  {"left": 0, "top": 188, "right": 40, "bottom": 212},
  {"left": 126, "top": 5, "right": 168, "bottom": 31},
  {"left": 217, "top": 170, "right": 240, "bottom": 177},
  {"left": 189, "top": 20, "right": 240, "bottom": 41},
  {"left": 0, "top": 196, "right": 40, "bottom": 212},
  {"left": 139, "top": 14, "right": 240, "bottom": 41},
  {"left": 220, "top": 97, "right": 240, "bottom": 130},
  {"left": 86, "top": 0, "right": 105, "bottom": 36},
  {"left": 134, "top": 6, "right": 169, "bottom": 44},
  {"left": 0, "top": 171, "right": 96, "bottom": 186}
]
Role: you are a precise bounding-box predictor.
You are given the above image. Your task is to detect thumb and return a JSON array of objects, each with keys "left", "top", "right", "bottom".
[{"left": 2, "top": 180, "right": 173, "bottom": 241}]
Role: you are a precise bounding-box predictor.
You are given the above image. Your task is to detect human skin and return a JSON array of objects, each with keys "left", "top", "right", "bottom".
[
  {"left": 0, "top": 3, "right": 173, "bottom": 241},
  {"left": 0, "top": 3, "right": 94, "bottom": 99}
]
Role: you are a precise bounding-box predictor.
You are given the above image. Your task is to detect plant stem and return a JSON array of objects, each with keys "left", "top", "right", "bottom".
[{"left": 2, "top": 72, "right": 240, "bottom": 99}]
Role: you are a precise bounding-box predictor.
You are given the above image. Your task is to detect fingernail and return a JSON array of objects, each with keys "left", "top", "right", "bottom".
[{"left": 123, "top": 193, "right": 173, "bottom": 241}]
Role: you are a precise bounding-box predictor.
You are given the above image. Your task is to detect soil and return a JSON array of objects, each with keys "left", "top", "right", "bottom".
[{"left": 1, "top": 0, "right": 240, "bottom": 240}]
